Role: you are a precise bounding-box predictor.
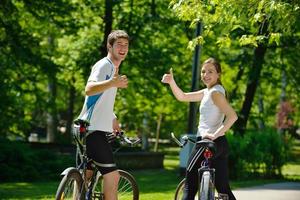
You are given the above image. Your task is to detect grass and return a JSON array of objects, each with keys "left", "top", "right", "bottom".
[
  {"left": 1, "top": 142, "right": 300, "bottom": 200},
  {"left": 282, "top": 139, "right": 300, "bottom": 180}
]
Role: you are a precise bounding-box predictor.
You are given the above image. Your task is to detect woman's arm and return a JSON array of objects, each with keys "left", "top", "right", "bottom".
[
  {"left": 161, "top": 68, "right": 204, "bottom": 102},
  {"left": 203, "top": 91, "right": 238, "bottom": 140}
]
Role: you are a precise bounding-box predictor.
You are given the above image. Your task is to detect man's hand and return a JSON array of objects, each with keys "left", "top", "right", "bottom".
[
  {"left": 112, "top": 71, "right": 128, "bottom": 88},
  {"left": 112, "top": 118, "right": 121, "bottom": 133},
  {"left": 111, "top": 69, "right": 128, "bottom": 88}
]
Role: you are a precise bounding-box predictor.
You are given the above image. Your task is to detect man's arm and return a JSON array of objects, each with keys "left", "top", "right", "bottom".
[{"left": 85, "top": 74, "right": 128, "bottom": 96}]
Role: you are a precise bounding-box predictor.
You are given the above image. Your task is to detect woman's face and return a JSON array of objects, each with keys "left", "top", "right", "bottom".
[{"left": 201, "top": 63, "right": 220, "bottom": 88}]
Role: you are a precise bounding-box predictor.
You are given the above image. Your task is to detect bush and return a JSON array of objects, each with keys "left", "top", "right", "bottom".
[
  {"left": 0, "top": 138, "right": 74, "bottom": 182},
  {"left": 227, "top": 128, "right": 292, "bottom": 179}
]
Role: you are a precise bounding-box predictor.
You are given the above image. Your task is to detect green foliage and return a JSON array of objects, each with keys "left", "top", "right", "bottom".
[
  {"left": 0, "top": 139, "right": 74, "bottom": 181},
  {"left": 1, "top": 0, "right": 300, "bottom": 143},
  {"left": 227, "top": 128, "right": 292, "bottom": 179},
  {"left": 170, "top": 0, "right": 300, "bottom": 132}
]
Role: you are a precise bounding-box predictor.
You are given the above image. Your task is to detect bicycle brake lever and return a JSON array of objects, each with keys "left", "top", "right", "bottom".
[
  {"left": 123, "top": 137, "right": 133, "bottom": 145},
  {"left": 132, "top": 138, "right": 141, "bottom": 145},
  {"left": 171, "top": 132, "right": 184, "bottom": 148}
]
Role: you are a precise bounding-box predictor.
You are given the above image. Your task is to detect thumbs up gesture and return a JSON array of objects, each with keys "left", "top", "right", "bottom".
[
  {"left": 161, "top": 68, "right": 174, "bottom": 84},
  {"left": 112, "top": 69, "right": 128, "bottom": 88}
]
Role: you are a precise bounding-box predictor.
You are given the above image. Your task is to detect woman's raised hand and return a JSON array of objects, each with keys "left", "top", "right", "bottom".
[{"left": 161, "top": 68, "right": 174, "bottom": 84}]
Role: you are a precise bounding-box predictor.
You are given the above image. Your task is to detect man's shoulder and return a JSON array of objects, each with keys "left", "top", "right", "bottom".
[
  {"left": 93, "top": 57, "right": 112, "bottom": 68},
  {"left": 90, "top": 58, "right": 113, "bottom": 74}
]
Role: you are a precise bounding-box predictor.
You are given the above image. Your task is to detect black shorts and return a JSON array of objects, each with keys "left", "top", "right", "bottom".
[{"left": 86, "top": 131, "right": 117, "bottom": 175}]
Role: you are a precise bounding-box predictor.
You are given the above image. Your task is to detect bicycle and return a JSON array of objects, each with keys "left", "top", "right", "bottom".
[
  {"left": 55, "top": 119, "right": 140, "bottom": 200},
  {"left": 171, "top": 133, "right": 228, "bottom": 200}
]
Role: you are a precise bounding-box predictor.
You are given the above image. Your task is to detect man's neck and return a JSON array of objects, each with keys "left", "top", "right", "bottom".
[{"left": 107, "top": 54, "right": 121, "bottom": 68}]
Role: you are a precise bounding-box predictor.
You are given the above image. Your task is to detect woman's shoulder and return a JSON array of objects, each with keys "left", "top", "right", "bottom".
[{"left": 210, "top": 84, "right": 225, "bottom": 95}]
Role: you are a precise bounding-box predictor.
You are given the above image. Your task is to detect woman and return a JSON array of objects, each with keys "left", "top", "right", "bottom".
[{"left": 161, "top": 57, "right": 237, "bottom": 200}]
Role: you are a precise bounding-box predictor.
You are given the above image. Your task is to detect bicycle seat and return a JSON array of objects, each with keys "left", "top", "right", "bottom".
[
  {"left": 74, "top": 119, "right": 90, "bottom": 127},
  {"left": 196, "top": 139, "right": 216, "bottom": 153}
]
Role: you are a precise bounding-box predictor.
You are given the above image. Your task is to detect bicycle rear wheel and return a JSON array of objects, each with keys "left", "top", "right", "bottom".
[
  {"left": 56, "top": 169, "right": 83, "bottom": 200},
  {"left": 174, "top": 178, "right": 199, "bottom": 200},
  {"left": 199, "top": 171, "right": 214, "bottom": 200},
  {"left": 93, "top": 169, "right": 139, "bottom": 200}
]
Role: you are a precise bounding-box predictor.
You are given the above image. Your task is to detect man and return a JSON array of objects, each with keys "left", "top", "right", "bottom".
[{"left": 78, "top": 30, "right": 129, "bottom": 200}]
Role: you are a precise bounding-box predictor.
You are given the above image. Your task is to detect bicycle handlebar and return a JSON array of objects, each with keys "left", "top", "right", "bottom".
[
  {"left": 171, "top": 132, "right": 196, "bottom": 148},
  {"left": 116, "top": 131, "right": 141, "bottom": 146},
  {"left": 171, "top": 132, "right": 217, "bottom": 156},
  {"left": 73, "top": 119, "right": 140, "bottom": 146},
  {"left": 171, "top": 132, "right": 184, "bottom": 147}
]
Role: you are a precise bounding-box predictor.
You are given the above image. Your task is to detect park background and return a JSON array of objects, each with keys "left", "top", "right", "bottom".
[{"left": 0, "top": 0, "right": 300, "bottom": 199}]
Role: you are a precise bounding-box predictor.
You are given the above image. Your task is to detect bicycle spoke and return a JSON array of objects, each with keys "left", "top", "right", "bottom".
[{"left": 118, "top": 178, "right": 132, "bottom": 195}]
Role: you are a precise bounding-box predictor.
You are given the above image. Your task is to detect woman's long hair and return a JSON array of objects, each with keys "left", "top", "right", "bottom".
[{"left": 203, "top": 57, "right": 222, "bottom": 85}]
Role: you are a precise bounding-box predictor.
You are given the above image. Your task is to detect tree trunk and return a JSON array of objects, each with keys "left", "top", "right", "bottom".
[
  {"left": 234, "top": 44, "right": 267, "bottom": 135},
  {"left": 151, "top": 0, "right": 156, "bottom": 17},
  {"left": 127, "top": 0, "right": 134, "bottom": 33},
  {"left": 188, "top": 22, "right": 202, "bottom": 135},
  {"left": 234, "top": 21, "right": 269, "bottom": 135},
  {"left": 46, "top": 35, "right": 58, "bottom": 143},
  {"left": 65, "top": 81, "right": 75, "bottom": 142},
  {"left": 100, "top": 0, "right": 113, "bottom": 58},
  {"left": 46, "top": 75, "right": 58, "bottom": 143},
  {"left": 154, "top": 113, "right": 162, "bottom": 152},
  {"left": 257, "top": 83, "right": 265, "bottom": 129}
]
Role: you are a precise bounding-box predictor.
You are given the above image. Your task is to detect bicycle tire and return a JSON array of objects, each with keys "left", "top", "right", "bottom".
[
  {"left": 174, "top": 178, "right": 185, "bottom": 200},
  {"left": 92, "top": 169, "right": 139, "bottom": 200},
  {"left": 199, "top": 171, "right": 214, "bottom": 200},
  {"left": 174, "top": 178, "right": 200, "bottom": 200},
  {"left": 55, "top": 169, "right": 83, "bottom": 200}
]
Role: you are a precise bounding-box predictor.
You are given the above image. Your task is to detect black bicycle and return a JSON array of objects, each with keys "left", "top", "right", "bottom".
[
  {"left": 55, "top": 119, "right": 140, "bottom": 200},
  {"left": 171, "top": 133, "right": 228, "bottom": 200}
]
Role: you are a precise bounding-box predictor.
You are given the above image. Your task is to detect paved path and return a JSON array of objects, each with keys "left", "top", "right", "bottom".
[{"left": 233, "top": 182, "right": 300, "bottom": 200}]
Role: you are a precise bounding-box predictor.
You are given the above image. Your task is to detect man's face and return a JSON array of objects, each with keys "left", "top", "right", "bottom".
[{"left": 109, "top": 38, "right": 129, "bottom": 61}]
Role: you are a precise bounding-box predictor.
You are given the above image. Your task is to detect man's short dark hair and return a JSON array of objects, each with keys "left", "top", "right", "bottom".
[{"left": 107, "top": 30, "right": 129, "bottom": 46}]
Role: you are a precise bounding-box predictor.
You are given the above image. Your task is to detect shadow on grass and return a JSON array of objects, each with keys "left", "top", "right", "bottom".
[
  {"left": 0, "top": 181, "right": 58, "bottom": 199},
  {"left": 130, "top": 168, "right": 183, "bottom": 194}
]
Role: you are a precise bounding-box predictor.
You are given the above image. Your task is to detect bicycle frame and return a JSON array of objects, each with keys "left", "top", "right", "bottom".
[
  {"left": 171, "top": 133, "right": 228, "bottom": 200},
  {"left": 56, "top": 119, "right": 140, "bottom": 200},
  {"left": 198, "top": 147, "right": 215, "bottom": 200}
]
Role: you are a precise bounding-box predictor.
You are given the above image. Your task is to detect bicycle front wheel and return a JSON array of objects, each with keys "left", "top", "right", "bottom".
[
  {"left": 174, "top": 178, "right": 200, "bottom": 200},
  {"left": 174, "top": 178, "right": 185, "bottom": 200},
  {"left": 199, "top": 171, "right": 214, "bottom": 200},
  {"left": 93, "top": 169, "right": 139, "bottom": 200},
  {"left": 56, "top": 169, "right": 83, "bottom": 200}
]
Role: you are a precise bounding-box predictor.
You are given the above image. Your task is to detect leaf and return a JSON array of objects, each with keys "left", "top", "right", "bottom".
[
  {"left": 269, "top": 33, "right": 281, "bottom": 46},
  {"left": 239, "top": 35, "right": 258, "bottom": 47},
  {"left": 231, "top": 25, "right": 245, "bottom": 32}
]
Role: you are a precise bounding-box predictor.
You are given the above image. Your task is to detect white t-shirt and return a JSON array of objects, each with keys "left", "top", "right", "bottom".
[
  {"left": 197, "top": 84, "right": 225, "bottom": 137},
  {"left": 78, "top": 57, "right": 117, "bottom": 132}
]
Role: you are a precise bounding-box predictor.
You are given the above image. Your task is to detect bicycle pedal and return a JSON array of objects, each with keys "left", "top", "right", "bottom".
[
  {"left": 92, "top": 192, "right": 104, "bottom": 199},
  {"left": 85, "top": 189, "right": 92, "bottom": 200},
  {"left": 215, "top": 193, "right": 228, "bottom": 200}
]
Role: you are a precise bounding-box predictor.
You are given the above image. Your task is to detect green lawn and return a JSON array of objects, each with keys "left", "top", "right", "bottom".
[
  {"left": 282, "top": 139, "right": 300, "bottom": 180},
  {"left": 1, "top": 143, "right": 299, "bottom": 200}
]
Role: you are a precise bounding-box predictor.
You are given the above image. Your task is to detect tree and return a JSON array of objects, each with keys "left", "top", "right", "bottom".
[
  {"left": 170, "top": 0, "right": 300, "bottom": 135},
  {"left": 0, "top": 0, "right": 76, "bottom": 141}
]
